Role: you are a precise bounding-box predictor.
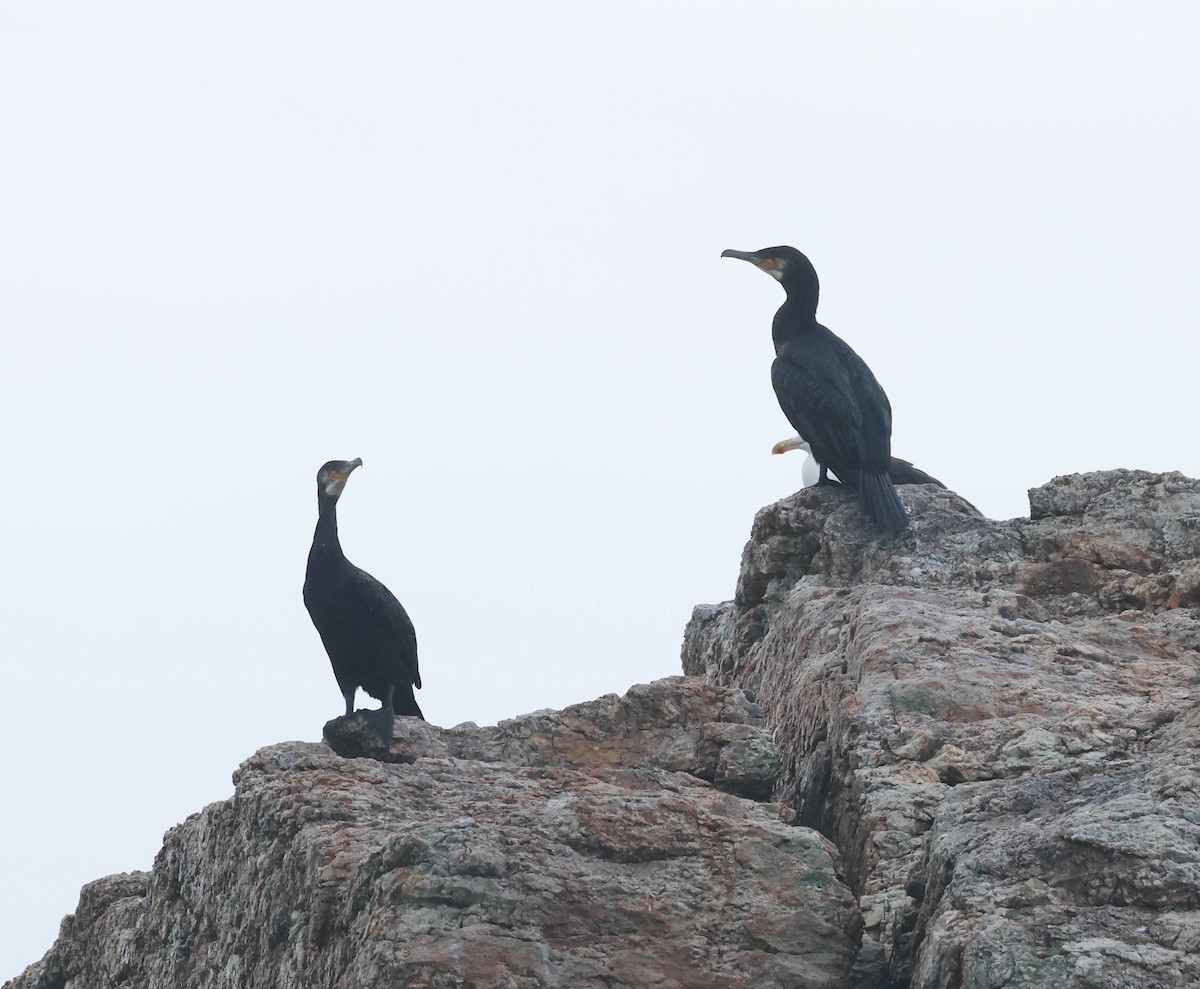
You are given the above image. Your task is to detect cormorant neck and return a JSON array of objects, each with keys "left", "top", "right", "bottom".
[
  {"left": 772, "top": 291, "right": 819, "bottom": 346},
  {"left": 311, "top": 497, "right": 344, "bottom": 557}
]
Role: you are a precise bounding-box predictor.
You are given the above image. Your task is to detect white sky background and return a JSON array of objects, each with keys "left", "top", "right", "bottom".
[{"left": 3, "top": 0, "right": 1199, "bottom": 976}]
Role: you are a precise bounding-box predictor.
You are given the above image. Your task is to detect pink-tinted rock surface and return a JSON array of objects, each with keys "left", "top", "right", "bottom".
[{"left": 7, "top": 679, "right": 860, "bottom": 989}]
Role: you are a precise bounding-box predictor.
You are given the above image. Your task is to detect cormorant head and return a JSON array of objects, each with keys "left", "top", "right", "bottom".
[
  {"left": 316, "top": 458, "right": 363, "bottom": 500},
  {"left": 721, "top": 246, "right": 819, "bottom": 302}
]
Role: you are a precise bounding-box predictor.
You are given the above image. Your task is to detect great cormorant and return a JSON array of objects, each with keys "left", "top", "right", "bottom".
[
  {"left": 771, "top": 435, "right": 945, "bottom": 488},
  {"left": 303, "top": 458, "right": 423, "bottom": 736},
  {"left": 722, "top": 246, "right": 908, "bottom": 533}
]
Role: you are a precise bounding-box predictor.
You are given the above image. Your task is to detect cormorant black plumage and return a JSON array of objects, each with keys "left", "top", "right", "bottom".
[
  {"left": 303, "top": 458, "right": 422, "bottom": 735},
  {"left": 883, "top": 458, "right": 942, "bottom": 489},
  {"left": 723, "top": 246, "right": 908, "bottom": 533}
]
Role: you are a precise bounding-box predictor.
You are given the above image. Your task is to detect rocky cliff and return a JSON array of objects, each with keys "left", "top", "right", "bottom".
[
  {"left": 684, "top": 469, "right": 1200, "bottom": 988},
  {"left": 8, "top": 470, "right": 1200, "bottom": 989}
]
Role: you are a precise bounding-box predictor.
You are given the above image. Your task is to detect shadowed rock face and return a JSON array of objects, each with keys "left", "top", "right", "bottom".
[
  {"left": 683, "top": 470, "right": 1200, "bottom": 988},
  {"left": 6, "top": 679, "right": 861, "bottom": 989}
]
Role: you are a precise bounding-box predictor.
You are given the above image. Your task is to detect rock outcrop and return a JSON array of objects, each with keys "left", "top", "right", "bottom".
[
  {"left": 7, "top": 679, "right": 863, "bottom": 989},
  {"left": 684, "top": 470, "right": 1200, "bottom": 988},
  {"left": 9, "top": 469, "right": 1200, "bottom": 989}
]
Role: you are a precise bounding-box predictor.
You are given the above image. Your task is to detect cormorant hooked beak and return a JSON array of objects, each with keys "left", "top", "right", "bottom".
[
  {"left": 721, "top": 249, "right": 785, "bottom": 281},
  {"left": 331, "top": 458, "right": 363, "bottom": 481},
  {"left": 721, "top": 249, "right": 762, "bottom": 263}
]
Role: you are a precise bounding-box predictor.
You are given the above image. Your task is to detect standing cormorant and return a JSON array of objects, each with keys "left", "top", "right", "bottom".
[
  {"left": 771, "top": 435, "right": 945, "bottom": 488},
  {"left": 303, "top": 458, "right": 422, "bottom": 736},
  {"left": 722, "top": 246, "right": 908, "bottom": 532}
]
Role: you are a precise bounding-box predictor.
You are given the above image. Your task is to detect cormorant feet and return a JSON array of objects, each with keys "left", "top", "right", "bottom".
[{"left": 815, "top": 477, "right": 842, "bottom": 488}]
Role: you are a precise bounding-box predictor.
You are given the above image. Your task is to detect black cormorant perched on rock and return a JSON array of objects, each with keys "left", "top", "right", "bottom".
[
  {"left": 303, "top": 458, "right": 422, "bottom": 736},
  {"left": 771, "top": 435, "right": 945, "bottom": 489},
  {"left": 722, "top": 246, "right": 908, "bottom": 533}
]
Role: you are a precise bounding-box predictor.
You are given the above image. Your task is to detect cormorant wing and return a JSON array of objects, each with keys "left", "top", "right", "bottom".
[
  {"left": 347, "top": 565, "right": 422, "bottom": 689},
  {"left": 771, "top": 352, "right": 864, "bottom": 478},
  {"left": 771, "top": 332, "right": 894, "bottom": 478}
]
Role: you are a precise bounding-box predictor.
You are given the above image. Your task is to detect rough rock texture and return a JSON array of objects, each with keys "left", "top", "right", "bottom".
[
  {"left": 12, "top": 469, "right": 1200, "bottom": 989},
  {"left": 322, "top": 677, "right": 782, "bottom": 800},
  {"left": 7, "top": 678, "right": 862, "bottom": 989},
  {"left": 683, "top": 470, "right": 1200, "bottom": 988}
]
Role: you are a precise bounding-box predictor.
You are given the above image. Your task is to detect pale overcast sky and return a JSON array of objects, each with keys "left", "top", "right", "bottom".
[{"left": 3, "top": 1, "right": 1199, "bottom": 977}]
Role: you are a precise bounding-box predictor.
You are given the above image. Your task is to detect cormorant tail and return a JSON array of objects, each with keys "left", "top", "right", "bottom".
[
  {"left": 394, "top": 684, "right": 425, "bottom": 721},
  {"left": 889, "top": 458, "right": 945, "bottom": 488},
  {"left": 858, "top": 472, "right": 908, "bottom": 533}
]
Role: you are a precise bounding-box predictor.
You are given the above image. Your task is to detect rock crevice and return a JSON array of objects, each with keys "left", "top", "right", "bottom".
[{"left": 684, "top": 470, "right": 1200, "bottom": 987}]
